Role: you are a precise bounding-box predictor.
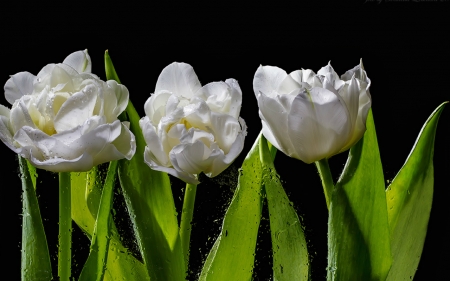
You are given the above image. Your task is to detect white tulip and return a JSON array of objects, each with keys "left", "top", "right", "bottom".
[
  {"left": 140, "top": 62, "right": 247, "bottom": 184},
  {"left": 253, "top": 60, "right": 371, "bottom": 164},
  {"left": 0, "top": 50, "right": 136, "bottom": 172}
]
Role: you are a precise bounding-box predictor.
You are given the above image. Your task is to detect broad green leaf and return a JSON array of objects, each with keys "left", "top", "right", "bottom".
[
  {"left": 106, "top": 51, "right": 185, "bottom": 280},
  {"left": 79, "top": 161, "right": 118, "bottom": 281},
  {"left": 71, "top": 171, "right": 149, "bottom": 281},
  {"left": 328, "top": 110, "right": 392, "bottom": 281},
  {"left": 259, "top": 136, "right": 310, "bottom": 281},
  {"left": 19, "top": 156, "right": 52, "bottom": 281},
  {"left": 385, "top": 102, "right": 447, "bottom": 281},
  {"left": 200, "top": 133, "right": 265, "bottom": 281}
]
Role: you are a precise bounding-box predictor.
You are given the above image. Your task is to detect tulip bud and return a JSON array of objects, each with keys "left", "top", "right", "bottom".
[
  {"left": 0, "top": 50, "right": 136, "bottom": 171},
  {"left": 140, "top": 62, "right": 247, "bottom": 184},
  {"left": 253, "top": 61, "right": 371, "bottom": 163}
]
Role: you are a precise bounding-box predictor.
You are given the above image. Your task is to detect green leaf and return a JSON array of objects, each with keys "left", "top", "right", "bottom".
[
  {"left": 19, "top": 156, "right": 52, "bottom": 281},
  {"left": 385, "top": 102, "right": 448, "bottom": 281},
  {"left": 327, "top": 109, "right": 392, "bottom": 281},
  {"left": 71, "top": 170, "right": 150, "bottom": 281},
  {"left": 259, "top": 136, "right": 310, "bottom": 281},
  {"left": 199, "top": 133, "right": 265, "bottom": 281},
  {"left": 106, "top": 51, "right": 185, "bottom": 280},
  {"left": 79, "top": 161, "right": 118, "bottom": 281}
]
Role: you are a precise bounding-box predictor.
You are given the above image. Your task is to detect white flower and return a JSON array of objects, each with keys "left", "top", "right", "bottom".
[
  {"left": 140, "top": 62, "right": 247, "bottom": 184},
  {"left": 253, "top": 60, "right": 371, "bottom": 164},
  {"left": 0, "top": 50, "right": 136, "bottom": 172}
]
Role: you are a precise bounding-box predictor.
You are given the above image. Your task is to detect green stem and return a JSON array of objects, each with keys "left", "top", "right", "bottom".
[
  {"left": 180, "top": 183, "right": 198, "bottom": 272},
  {"left": 58, "top": 172, "right": 72, "bottom": 281},
  {"left": 315, "top": 158, "right": 334, "bottom": 210}
]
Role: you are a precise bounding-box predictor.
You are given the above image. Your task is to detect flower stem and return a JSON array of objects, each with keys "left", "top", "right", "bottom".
[
  {"left": 58, "top": 172, "right": 71, "bottom": 281},
  {"left": 180, "top": 183, "right": 198, "bottom": 273},
  {"left": 315, "top": 159, "right": 334, "bottom": 210}
]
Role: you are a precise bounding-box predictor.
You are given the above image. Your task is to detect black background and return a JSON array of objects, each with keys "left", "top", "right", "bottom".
[{"left": 1, "top": 1, "right": 449, "bottom": 280}]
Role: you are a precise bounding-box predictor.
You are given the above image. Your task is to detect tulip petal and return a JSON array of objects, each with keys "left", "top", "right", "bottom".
[
  {"left": 140, "top": 116, "right": 170, "bottom": 167},
  {"left": 225, "top": 79, "right": 242, "bottom": 119},
  {"left": 63, "top": 50, "right": 92, "bottom": 74},
  {"left": 0, "top": 105, "right": 17, "bottom": 151},
  {"left": 207, "top": 117, "right": 247, "bottom": 177},
  {"left": 170, "top": 141, "right": 215, "bottom": 175},
  {"left": 317, "top": 62, "right": 339, "bottom": 81},
  {"left": 144, "top": 91, "right": 173, "bottom": 125},
  {"left": 339, "top": 76, "right": 360, "bottom": 133},
  {"left": 155, "top": 62, "right": 201, "bottom": 99},
  {"left": 209, "top": 112, "right": 241, "bottom": 154},
  {"left": 253, "top": 65, "right": 301, "bottom": 98},
  {"left": 287, "top": 87, "right": 351, "bottom": 163},
  {"left": 196, "top": 80, "right": 242, "bottom": 119},
  {"left": 340, "top": 84, "right": 372, "bottom": 152},
  {"left": 183, "top": 98, "right": 212, "bottom": 132},
  {"left": 49, "top": 65, "right": 76, "bottom": 92},
  {"left": 4, "top": 72, "right": 36, "bottom": 105},
  {"left": 54, "top": 86, "right": 98, "bottom": 132},
  {"left": 256, "top": 92, "right": 296, "bottom": 156},
  {"left": 143, "top": 149, "right": 200, "bottom": 184},
  {"left": 10, "top": 97, "right": 37, "bottom": 133},
  {"left": 104, "top": 80, "right": 129, "bottom": 121}
]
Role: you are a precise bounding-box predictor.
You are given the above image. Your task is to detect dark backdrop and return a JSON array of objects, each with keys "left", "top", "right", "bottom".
[{"left": 1, "top": 1, "right": 449, "bottom": 280}]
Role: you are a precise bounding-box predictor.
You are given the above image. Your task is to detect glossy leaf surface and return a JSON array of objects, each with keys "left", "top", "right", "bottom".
[
  {"left": 200, "top": 134, "right": 265, "bottom": 281},
  {"left": 106, "top": 51, "right": 185, "bottom": 281},
  {"left": 19, "top": 156, "right": 52, "bottom": 281},
  {"left": 327, "top": 110, "right": 392, "bottom": 281},
  {"left": 79, "top": 161, "right": 118, "bottom": 281},
  {"left": 260, "top": 136, "right": 310, "bottom": 281},
  {"left": 71, "top": 170, "right": 149, "bottom": 281},
  {"left": 385, "top": 102, "right": 447, "bottom": 281}
]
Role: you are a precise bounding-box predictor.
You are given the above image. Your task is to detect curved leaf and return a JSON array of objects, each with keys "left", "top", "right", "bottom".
[
  {"left": 19, "top": 156, "right": 52, "bottom": 281},
  {"left": 385, "top": 102, "right": 447, "bottom": 281},
  {"left": 79, "top": 161, "right": 118, "bottom": 281},
  {"left": 106, "top": 51, "right": 185, "bottom": 281},
  {"left": 200, "top": 134, "right": 265, "bottom": 281},
  {"left": 260, "top": 136, "right": 310, "bottom": 281},
  {"left": 71, "top": 170, "right": 149, "bottom": 281},
  {"left": 327, "top": 109, "right": 392, "bottom": 281}
]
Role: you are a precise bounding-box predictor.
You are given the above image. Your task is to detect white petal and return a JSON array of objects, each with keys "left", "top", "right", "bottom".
[
  {"left": 170, "top": 141, "right": 214, "bottom": 175},
  {"left": 104, "top": 80, "right": 129, "bottom": 121},
  {"left": 143, "top": 149, "right": 199, "bottom": 184},
  {"left": 155, "top": 62, "right": 202, "bottom": 99},
  {"left": 196, "top": 81, "right": 234, "bottom": 115},
  {"left": 253, "top": 65, "right": 300, "bottom": 98},
  {"left": 339, "top": 84, "right": 372, "bottom": 153},
  {"left": 207, "top": 117, "right": 247, "bottom": 178},
  {"left": 10, "top": 97, "right": 37, "bottom": 133},
  {"left": 29, "top": 152, "right": 93, "bottom": 172},
  {"left": 209, "top": 112, "right": 241, "bottom": 154},
  {"left": 317, "top": 62, "right": 339, "bottom": 81},
  {"left": 4, "top": 72, "right": 36, "bottom": 104},
  {"left": 338, "top": 75, "right": 360, "bottom": 134},
  {"left": 63, "top": 50, "right": 92, "bottom": 73},
  {"left": 341, "top": 60, "right": 370, "bottom": 85},
  {"left": 91, "top": 122, "right": 136, "bottom": 165},
  {"left": 180, "top": 128, "right": 215, "bottom": 147},
  {"left": 224, "top": 78, "right": 242, "bottom": 119},
  {"left": 183, "top": 98, "right": 212, "bottom": 131},
  {"left": 50, "top": 65, "right": 75, "bottom": 92},
  {"left": 14, "top": 126, "right": 81, "bottom": 160},
  {"left": 256, "top": 91, "right": 295, "bottom": 156},
  {"left": 144, "top": 91, "right": 172, "bottom": 125},
  {"left": 0, "top": 105, "right": 17, "bottom": 151},
  {"left": 140, "top": 116, "right": 170, "bottom": 166},
  {"left": 54, "top": 85, "right": 98, "bottom": 132},
  {"left": 286, "top": 87, "right": 351, "bottom": 163}
]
